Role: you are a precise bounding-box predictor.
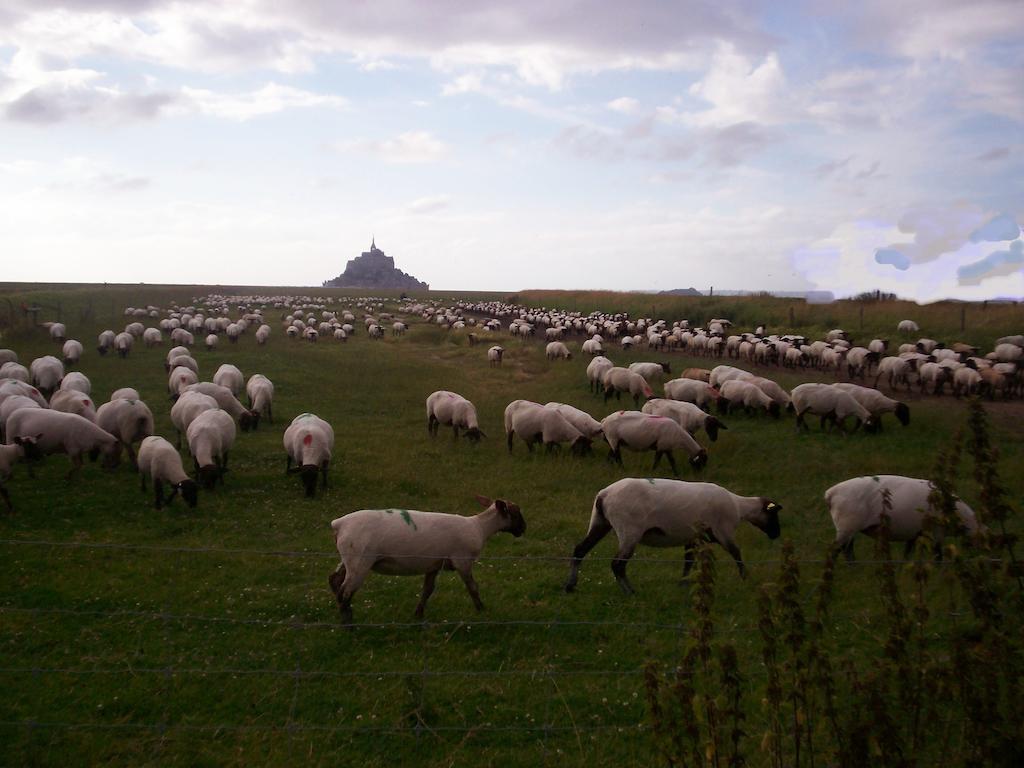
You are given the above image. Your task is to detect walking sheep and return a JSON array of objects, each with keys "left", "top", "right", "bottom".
[
  {"left": 487, "top": 345, "right": 504, "bottom": 367},
  {"left": 246, "top": 374, "right": 274, "bottom": 423},
  {"left": 790, "top": 383, "right": 877, "bottom": 433}
]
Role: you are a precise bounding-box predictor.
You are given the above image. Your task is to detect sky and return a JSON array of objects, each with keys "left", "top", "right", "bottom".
[{"left": 0, "top": 1, "right": 1022, "bottom": 300}]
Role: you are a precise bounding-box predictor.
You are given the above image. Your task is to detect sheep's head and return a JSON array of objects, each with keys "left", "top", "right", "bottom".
[
  {"left": 660, "top": 362, "right": 671, "bottom": 374},
  {"left": 757, "top": 500, "right": 782, "bottom": 539},
  {"left": 13, "top": 434, "right": 43, "bottom": 462},
  {"left": 464, "top": 427, "right": 485, "bottom": 443},
  {"left": 239, "top": 410, "right": 260, "bottom": 432},
  {"left": 496, "top": 499, "right": 526, "bottom": 537},
  {"left": 689, "top": 449, "right": 708, "bottom": 472},
  {"left": 298, "top": 465, "right": 319, "bottom": 498},
  {"left": 198, "top": 464, "right": 220, "bottom": 490},
  {"left": 767, "top": 401, "right": 781, "bottom": 419},
  {"left": 570, "top": 435, "right": 592, "bottom": 457},
  {"left": 895, "top": 402, "right": 910, "bottom": 426},
  {"left": 705, "top": 416, "right": 726, "bottom": 442},
  {"left": 100, "top": 441, "right": 122, "bottom": 470},
  {"left": 178, "top": 479, "right": 199, "bottom": 508},
  {"left": 716, "top": 397, "right": 730, "bottom": 415}
]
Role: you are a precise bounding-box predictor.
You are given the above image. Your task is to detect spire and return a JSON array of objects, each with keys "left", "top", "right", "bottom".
[{"left": 371, "top": 235, "right": 376, "bottom": 250}]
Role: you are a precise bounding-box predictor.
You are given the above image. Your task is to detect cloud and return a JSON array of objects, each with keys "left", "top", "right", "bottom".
[
  {"left": 607, "top": 96, "right": 639, "bottom": 114},
  {"left": 969, "top": 213, "right": 1021, "bottom": 242},
  {"left": 177, "top": 82, "right": 346, "bottom": 120},
  {"left": 94, "top": 172, "right": 151, "bottom": 191},
  {"left": 704, "top": 121, "right": 776, "bottom": 166},
  {"left": 686, "top": 42, "right": 788, "bottom": 127},
  {"left": 974, "top": 146, "right": 1010, "bottom": 163},
  {"left": 814, "top": 155, "right": 854, "bottom": 179},
  {"left": 4, "top": 82, "right": 173, "bottom": 123},
  {"left": 958, "top": 240, "right": 1023, "bottom": 284},
  {"left": 338, "top": 131, "right": 448, "bottom": 164},
  {"left": 874, "top": 247, "right": 910, "bottom": 270},
  {"left": 407, "top": 194, "right": 451, "bottom": 214}
]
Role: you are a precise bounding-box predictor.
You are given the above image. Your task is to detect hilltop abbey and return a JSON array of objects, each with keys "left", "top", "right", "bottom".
[{"left": 323, "top": 238, "right": 429, "bottom": 290}]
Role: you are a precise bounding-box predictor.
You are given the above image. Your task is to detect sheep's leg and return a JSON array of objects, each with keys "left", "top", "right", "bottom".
[
  {"left": 154, "top": 479, "right": 164, "bottom": 509},
  {"left": 65, "top": 454, "right": 84, "bottom": 482},
  {"left": 452, "top": 425, "right": 460, "bottom": 441},
  {"left": 321, "top": 461, "right": 329, "bottom": 490},
  {"left": 723, "top": 541, "right": 746, "bottom": 578},
  {"left": 335, "top": 565, "right": 366, "bottom": 626},
  {"left": 565, "top": 519, "right": 613, "bottom": 592},
  {"left": 0, "top": 485, "right": 11, "bottom": 513},
  {"left": 665, "top": 451, "right": 679, "bottom": 477},
  {"left": 140, "top": 471, "right": 148, "bottom": 492},
  {"left": 611, "top": 544, "right": 637, "bottom": 596},
  {"left": 506, "top": 431, "right": 515, "bottom": 453},
  {"left": 415, "top": 569, "right": 440, "bottom": 619},
  {"left": 681, "top": 543, "right": 696, "bottom": 581},
  {"left": 176, "top": 429, "right": 182, "bottom": 451},
  {"left": 286, "top": 455, "right": 292, "bottom": 474},
  {"left": 652, "top": 450, "right": 663, "bottom": 469},
  {"left": 457, "top": 567, "right": 484, "bottom": 612},
  {"left": 267, "top": 403, "right": 272, "bottom": 424}
]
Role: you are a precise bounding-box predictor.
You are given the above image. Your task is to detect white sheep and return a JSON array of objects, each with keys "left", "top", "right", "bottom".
[
  {"left": 62, "top": 340, "right": 83, "bottom": 366},
  {"left": 213, "top": 364, "right": 244, "bottom": 396},
  {"left": 581, "top": 338, "right": 604, "bottom": 356},
  {"left": 137, "top": 436, "right": 198, "bottom": 509},
  {"left": 5, "top": 408, "right": 121, "bottom": 478},
  {"left": 0, "top": 380, "right": 48, "bottom": 409},
  {"left": 246, "top": 374, "right": 274, "bottom": 423},
  {"left": 600, "top": 410, "right": 707, "bottom": 476},
  {"left": 642, "top": 398, "right": 727, "bottom": 442},
  {"left": 168, "top": 366, "right": 199, "bottom": 399},
  {"left": 0, "top": 395, "right": 41, "bottom": 441},
  {"left": 545, "top": 341, "right": 572, "bottom": 360},
  {"left": 897, "top": 320, "right": 920, "bottom": 334},
  {"left": 205, "top": 333, "right": 218, "bottom": 351},
  {"left": 143, "top": 327, "right": 163, "bottom": 348},
  {"left": 487, "top": 345, "right": 504, "bottom": 367},
  {"left": 833, "top": 383, "right": 910, "bottom": 428},
  {"left": 952, "top": 366, "right": 983, "bottom": 397},
  {"left": 97, "top": 330, "right": 116, "bottom": 356},
  {"left": 602, "top": 367, "right": 654, "bottom": 406},
  {"left": 49, "top": 323, "right": 67, "bottom": 343},
  {"left": 255, "top": 325, "right": 271, "bottom": 345},
  {"left": 283, "top": 412, "right": 335, "bottom": 497},
  {"left": 874, "top": 356, "right": 912, "bottom": 391},
  {"left": 114, "top": 331, "right": 133, "bottom": 358},
  {"left": 186, "top": 408, "right": 236, "bottom": 489},
  {"left": 183, "top": 382, "right": 259, "bottom": 431},
  {"left": 504, "top": 400, "right": 591, "bottom": 455},
  {"left": 30, "top": 356, "right": 64, "bottom": 397},
  {"left": 543, "top": 402, "right": 603, "bottom": 440},
  {"left": 59, "top": 372, "right": 91, "bottom": 395},
  {"left": 0, "top": 362, "right": 30, "bottom": 383},
  {"left": 170, "top": 391, "right": 220, "bottom": 449},
  {"left": 328, "top": 495, "right": 526, "bottom": 623},
  {"left": 564, "top": 478, "right": 781, "bottom": 593},
  {"left": 49, "top": 389, "right": 97, "bottom": 423},
  {"left": 0, "top": 443, "right": 24, "bottom": 511},
  {"left": 790, "top": 383, "right": 876, "bottom": 433},
  {"left": 426, "top": 390, "right": 484, "bottom": 442},
  {"left": 663, "top": 378, "right": 720, "bottom": 410},
  {"left": 111, "top": 387, "right": 140, "bottom": 401},
  {"left": 717, "top": 379, "right": 781, "bottom": 418},
  {"left": 0, "top": 349, "right": 17, "bottom": 366},
  {"left": 825, "top": 475, "right": 978, "bottom": 560},
  {"left": 586, "top": 356, "right": 614, "bottom": 394},
  {"left": 96, "top": 397, "right": 154, "bottom": 466},
  {"left": 917, "top": 361, "right": 951, "bottom": 395},
  {"left": 628, "top": 362, "right": 672, "bottom": 384}
]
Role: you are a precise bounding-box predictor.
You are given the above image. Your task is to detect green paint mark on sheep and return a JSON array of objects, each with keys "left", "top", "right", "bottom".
[
  {"left": 399, "top": 510, "right": 417, "bottom": 530},
  {"left": 646, "top": 478, "right": 657, "bottom": 485}
]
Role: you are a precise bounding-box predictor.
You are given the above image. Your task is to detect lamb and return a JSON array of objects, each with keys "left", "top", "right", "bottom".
[
  {"left": 825, "top": 475, "right": 978, "bottom": 560},
  {"left": 602, "top": 367, "right": 654, "bottom": 406},
  {"left": 586, "top": 356, "right": 614, "bottom": 394},
  {"left": 62, "top": 340, "right": 83, "bottom": 366},
  {"left": 97, "top": 330, "right": 116, "bottom": 355},
  {"left": 543, "top": 402, "right": 603, "bottom": 439},
  {"left": 29, "top": 356, "right": 64, "bottom": 397},
  {"left": 717, "top": 379, "right": 781, "bottom": 418},
  {"left": 642, "top": 398, "right": 727, "bottom": 441},
  {"left": 136, "top": 436, "right": 198, "bottom": 509},
  {"left": 426, "top": 391, "right": 484, "bottom": 442},
  {"left": 487, "top": 345, "right": 504, "bottom": 367},
  {"left": 600, "top": 410, "right": 707, "bottom": 476},
  {"left": 60, "top": 372, "right": 91, "bottom": 395},
  {"left": 49, "top": 390, "right": 97, "bottom": 423},
  {"left": 96, "top": 397, "right": 154, "bottom": 466},
  {"left": 283, "top": 413, "right": 334, "bottom": 497},
  {"left": 628, "top": 362, "right": 671, "bottom": 384},
  {"left": 111, "top": 387, "right": 140, "bottom": 401},
  {"left": 186, "top": 408, "right": 236, "bottom": 489},
  {"left": 0, "top": 362, "right": 29, "bottom": 383},
  {"left": 504, "top": 400, "right": 591, "bottom": 455},
  {"left": 564, "top": 478, "right": 781, "bottom": 593},
  {"left": 183, "top": 382, "right": 259, "bottom": 431},
  {"left": 328, "top": 495, "right": 526, "bottom": 623},
  {"left": 167, "top": 366, "right": 199, "bottom": 399},
  {"left": 246, "top": 374, "right": 274, "bottom": 423},
  {"left": 170, "top": 391, "right": 220, "bottom": 449},
  {"left": 5, "top": 408, "right": 121, "bottom": 478},
  {"left": 545, "top": 341, "right": 572, "bottom": 360},
  {"left": 663, "top": 378, "right": 720, "bottom": 410},
  {"left": 790, "top": 383, "right": 876, "bottom": 433},
  {"left": 0, "top": 443, "right": 24, "bottom": 511},
  {"left": 213, "top": 364, "right": 244, "bottom": 396},
  {"left": 833, "top": 383, "right": 910, "bottom": 428}
]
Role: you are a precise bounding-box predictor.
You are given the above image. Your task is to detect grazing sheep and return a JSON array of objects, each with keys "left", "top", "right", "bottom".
[
  {"left": 833, "top": 383, "right": 910, "bottom": 428},
  {"left": 642, "top": 398, "right": 727, "bottom": 442},
  {"left": 952, "top": 367, "right": 983, "bottom": 398},
  {"left": 186, "top": 408, "right": 236, "bottom": 489},
  {"left": 717, "top": 379, "right": 781, "bottom": 418},
  {"left": 213, "top": 364, "right": 244, "bottom": 396},
  {"left": 167, "top": 366, "right": 199, "bottom": 399},
  {"left": 0, "top": 362, "right": 30, "bottom": 383},
  {"left": 5, "top": 408, "right": 121, "bottom": 479},
  {"left": 170, "top": 391, "right": 220, "bottom": 449},
  {"left": 603, "top": 367, "right": 654, "bottom": 406},
  {"left": 565, "top": 478, "right": 781, "bottom": 593},
  {"left": 0, "top": 380, "right": 48, "bottom": 409},
  {"left": 790, "top": 383, "right": 876, "bottom": 433},
  {"left": 543, "top": 402, "right": 603, "bottom": 440},
  {"left": 897, "top": 320, "right": 920, "bottom": 334},
  {"left": 708, "top": 365, "right": 750, "bottom": 389},
  {"left": 111, "top": 387, "right": 140, "bottom": 401},
  {"left": 137, "top": 436, "right": 198, "bottom": 509},
  {"left": 628, "top": 362, "right": 671, "bottom": 384},
  {"left": 681, "top": 367, "right": 712, "bottom": 382},
  {"left": 49, "top": 323, "right": 67, "bottom": 343},
  {"left": 245, "top": 374, "right": 274, "bottom": 423},
  {"left": 29, "top": 356, "right": 64, "bottom": 398},
  {"left": 97, "top": 330, "right": 116, "bottom": 356},
  {"left": 49, "top": 390, "right": 97, "bottom": 423},
  {"left": 747, "top": 376, "right": 791, "bottom": 408},
  {"left": 546, "top": 341, "right": 572, "bottom": 360},
  {"left": 581, "top": 338, "right": 604, "bottom": 356},
  {"left": 845, "top": 347, "right": 879, "bottom": 379},
  {"left": 0, "top": 350, "right": 17, "bottom": 366},
  {"left": 0, "top": 443, "right": 24, "bottom": 511},
  {"left": 825, "top": 475, "right": 978, "bottom": 560},
  {"left": 205, "top": 334, "right": 218, "bottom": 351},
  {"left": 284, "top": 413, "right": 334, "bottom": 497},
  {"left": 59, "top": 372, "right": 91, "bottom": 395},
  {"left": 487, "top": 345, "right": 504, "bottom": 367},
  {"left": 328, "top": 495, "right": 526, "bottom": 623},
  {"left": 0, "top": 395, "right": 42, "bottom": 442},
  {"left": 993, "top": 343, "right": 1024, "bottom": 363},
  {"left": 978, "top": 366, "right": 1013, "bottom": 399},
  {"left": 114, "top": 332, "right": 134, "bottom": 358},
  {"left": 586, "top": 356, "right": 614, "bottom": 394},
  {"left": 168, "top": 355, "right": 199, "bottom": 375},
  {"left": 183, "top": 382, "right": 259, "bottom": 431},
  {"left": 504, "top": 400, "right": 591, "bottom": 455},
  {"left": 917, "top": 362, "right": 951, "bottom": 395},
  {"left": 96, "top": 397, "right": 154, "bottom": 466},
  {"left": 600, "top": 410, "right": 707, "bottom": 476},
  {"left": 165, "top": 346, "right": 191, "bottom": 371},
  {"left": 663, "top": 378, "right": 720, "bottom": 410},
  {"left": 143, "top": 328, "right": 163, "bottom": 348},
  {"left": 426, "top": 391, "right": 484, "bottom": 442},
  {"left": 255, "top": 325, "right": 271, "bottom": 345},
  {"left": 874, "top": 356, "right": 912, "bottom": 391},
  {"left": 61, "top": 340, "right": 83, "bottom": 366}
]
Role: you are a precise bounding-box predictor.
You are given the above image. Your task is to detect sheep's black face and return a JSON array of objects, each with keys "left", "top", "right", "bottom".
[
  {"left": 14, "top": 435, "right": 44, "bottom": 462},
  {"left": 661, "top": 362, "right": 671, "bottom": 374},
  {"left": 570, "top": 436, "right": 592, "bottom": 457},
  {"left": 895, "top": 402, "right": 910, "bottom": 426},
  {"left": 768, "top": 401, "right": 781, "bottom": 419},
  {"left": 761, "top": 500, "right": 782, "bottom": 539},
  {"left": 199, "top": 465, "right": 219, "bottom": 490},
  {"left": 716, "top": 398, "right": 730, "bottom": 415},
  {"left": 706, "top": 417, "right": 725, "bottom": 442},
  {"left": 179, "top": 480, "right": 199, "bottom": 508},
  {"left": 300, "top": 466, "right": 318, "bottom": 498},
  {"left": 497, "top": 500, "right": 526, "bottom": 537},
  {"left": 464, "top": 427, "right": 485, "bottom": 443},
  {"left": 690, "top": 450, "right": 708, "bottom": 471},
  {"left": 101, "top": 445, "right": 122, "bottom": 470}
]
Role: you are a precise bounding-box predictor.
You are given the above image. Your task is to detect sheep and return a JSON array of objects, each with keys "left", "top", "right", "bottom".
[
  {"left": 897, "top": 320, "right": 920, "bottom": 334},
  {"left": 168, "top": 355, "right": 199, "bottom": 375},
  {"left": 487, "top": 345, "right": 504, "bottom": 367},
  {"left": 29, "top": 356, "right": 64, "bottom": 398},
  {"left": 978, "top": 366, "right": 1013, "bottom": 399},
  {"left": 746, "top": 376, "right": 790, "bottom": 408},
  {"left": 0, "top": 350, "right": 17, "bottom": 366},
  {"left": 213, "top": 364, "right": 244, "bottom": 396},
  {"left": 49, "top": 323, "right": 67, "bottom": 343},
  {"left": 874, "top": 356, "right": 912, "bottom": 391},
  {"left": 283, "top": 413, "right": 334, "bottom": 497},
  {"left": 845, "top": 347, "right": 879, "bottom": 379},
  {"left": 642, "top": 398, "right": 727, "bottom": 441},
  {"left": 0, "top": 395, "right": 42, "bottom": 442},
  {"left": 5, "top": 408, "right": 121, "bottom": 479},
  {"left": 245, "top": 374, "right": 274, "bottom": 423},
  {"left": 186, "top": 408, "right": 236, "bottom": 489},
  {"left": 61, "top": 340, "right": 83, "bottom": 366},
  {"left": 682, "top": 367, "right": 712, "bottom": 382},
  {"left": 205, "top": 333, "right": 218, "bottom": 351},
  {"left": 581, "top": 338, "right": 604, "bottom": 356},
  {"left": 0, "top": 362, "right": 29, "bottom": 383},
  {"left": 600, "top": 410, "right": 707, "bottom": 476},
  {"left": 49, "top": 390, "right": 97, "bottom": 423},
  {"left": 917, "top": 361, "right": 951, "bottom": 395},
  {"left": 96, "top": 397, "right": 154, "bottom": 466},
  {"left": 170, "top": 391, "right": 220, "bottom": 449},
  {"left": 602, "top": 367, "right": 654, "bottom": 406},
  {"left": 546, "top": 341, "right": 572, "bottom": 360},
  {"left": 226, "top": 323, "right": 242, "bottom": 343},
  {"left": 255, "top": 325, "right": 271, "bottom": 345},
  {"left": 993, "top": 343, "right": 1024, "bottom": 363},
  {"left": 0, "top": 443, "right": 24, "bottom": 511},
  {"left": 916, "top": 338, "right": 941, "bottom": 354},
  {"left": 586, "top": 356, "right": 614, "bottom": 394},
  {"left": 663, "top": 378, "right": 720, "bottom": 410},
  {"left": 183, "top": 382, "right": 259, "bottom": 431},
  {"left": 165, "top": 346, "right": 191, "bottom": 371},
  {"left": 708, "top": 365, "right": 750, "bottom": 389},
  {"left": 392, "top": 321, "right": 408, "bottom": 336},
  {"left": 111, "top": 387, "right": 140, "bottom": 401},
  {"left": 564, "top": 478, "right": 781, "bottom": 593},
  {"left": 426, "top": 391, "right": 484, "bottom": 442},
  {"left": 113, "top": 331, "right": 133, "bottom": 358},
  {"left": 543, "top": 402, "right": 603, "bottom": 440},
  {"left": 790, "top": 383, "right": 876, "bottom": 433},
  {"left": 170, "top": 328, "right": 194, "bottom": 347},
  {"left": 717, "top": 379, "right": 781, "bottom": 418},
  {"left": 142, "top": 327, "right": 163, "bottom": 348},
  {"left": 504, "top": 400, "right": 591, "bottom": 455},
  {"left": 0, "top": 380, "right": 48, "bottom": 409},
  {"left": 952, "top": 366, "right": 983, "bottom": 398},
  {"left": 125, "top": 322, "right": 145, "bottom": 338},
  {"left": 825, "top": 475, "right": 978, "bottom": 560},
  {"left": 136, "top": 436, "right": 198, "bottom": 509},
  {"left": 97, "top": 330, "right": 116, "bottom": 355},
  {"left": 833, "top": 383, "right": 910, "bottom": 428},
  {"left": 60, "top": 372, "right": 91, "bottom": 395},
  {"left": 327, "top": 495, "right": 526, "bottom": 623},
  {"left": 628, "top": 362, "right": 671, "bottom": 385},
  {"left": 167, "top": 366, "right": 199, "bottom": 399}
]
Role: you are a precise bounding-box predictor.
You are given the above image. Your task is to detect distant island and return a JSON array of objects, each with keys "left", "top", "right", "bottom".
[
  {"left": 323, "top": 239, "right": 429, "bottom": 290},
  {"left": 660, "top": 287, "right": 703, "bottom": 296}
]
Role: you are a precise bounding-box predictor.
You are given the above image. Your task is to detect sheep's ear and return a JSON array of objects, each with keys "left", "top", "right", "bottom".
[
  {"left": 495, "top": 499, "right": 509, "bottom": 516},
  {"left": 474, "top": 494, "right": 493, "bottom": 508}
]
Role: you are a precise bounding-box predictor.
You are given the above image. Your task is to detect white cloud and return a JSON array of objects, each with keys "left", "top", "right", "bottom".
[
  {"left": 176, "top": 82, "right": 346, "bottom": 120},
  {"left": 407, "top": 194, "right": 452, "bottom": 214},
  {"left": 686, "top": 42, "right": 787, "bottom": 127},
  {"left": 338, "top": 131, "right": 448, "bottom": 164},
  {"left": 607, "top": 96, "right": 639, "bottom": 114}
]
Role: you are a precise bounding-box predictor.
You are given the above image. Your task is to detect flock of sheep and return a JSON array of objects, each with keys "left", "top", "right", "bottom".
[{"left": 0, "top": 293, "right": 1013, "bottom": 624}]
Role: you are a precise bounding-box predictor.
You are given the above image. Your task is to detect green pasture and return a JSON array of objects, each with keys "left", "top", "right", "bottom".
[{"left": 0, "top": 284, "right": 1021, "bottom": 766}]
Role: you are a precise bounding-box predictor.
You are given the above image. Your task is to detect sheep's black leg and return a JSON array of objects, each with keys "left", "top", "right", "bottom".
[
  {"left": 126, "top": 443, "right": 137, "bottom": 469},
  {"left": 267, "top": 403, "right": 273, "bottom": 424},
  {"left": 565, "top": 519, "right": 613, "bottom": 592},
  {"left": 843, "top": 538, "right": 856, "bottom": 562},
  {"left": 458, "top": 569, "right": 484, "bottom": 611},
  {"left": 286, "top": 455, "right": 292, "bottom": 474},
  {"left": 0, "top": 485, "right": 11, "bottom": 513},
  {"left": 140, "top": 471, "right": 148, "bottom": 492},
  {"left": 611, "top": 545, "right": 637, "bottom": 596},
  {"left": 321, "top": 461, "right": 329, "bottom": 490},
  {"left": 652, "top": 450, "right": 663, "bottom": 469},
  {"left": 681, "top": 543, "right": 695, "bottom": 581},
  {"left": 154, "top": 479, "right": 164, "bottom": 509},
  {"left": 507, "top": 431, "right": 515, "bottom": 453},
  {"left": 723, "top": 541, "right": 746, "bottom": 578},
  {"left": 65, "top": 455, "right": 83, "bottom": 482},
  {"left": 414, "top": 569, "right": 440, "bottom": 619},
  {"left": 665, "top": 451, "right": 679, "bottom": 477}
]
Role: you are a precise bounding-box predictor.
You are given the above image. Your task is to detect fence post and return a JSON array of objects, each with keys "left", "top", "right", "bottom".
[
  {"left": 961, "top": 305, "right": 966, "bottom": 332},
  {"left": 859, "top": 305, "right": 864, "bottom": 330},
  {"left": 789, "top": 306, "right": 794, "bottom": 327}
]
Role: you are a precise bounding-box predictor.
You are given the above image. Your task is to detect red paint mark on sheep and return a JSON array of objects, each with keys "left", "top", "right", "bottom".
[{"left": 303, "top": 434, "right": 313, "bottom": 445}]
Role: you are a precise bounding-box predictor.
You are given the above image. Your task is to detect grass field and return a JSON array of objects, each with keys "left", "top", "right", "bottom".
[{"left": 0, "top": 284, "right": 1022, "bottom": 766}]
